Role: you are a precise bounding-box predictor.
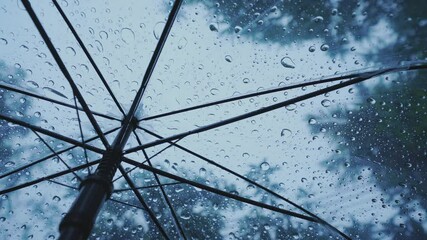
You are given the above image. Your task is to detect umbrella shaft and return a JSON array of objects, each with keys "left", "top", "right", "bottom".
[{"left": 59, "top": 177, "right": 110, "bottom": 240}]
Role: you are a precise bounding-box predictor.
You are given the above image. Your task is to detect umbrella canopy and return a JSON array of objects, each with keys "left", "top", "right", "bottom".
[{"left": 0, "top": 0, "right": 426, "bottom": 239}]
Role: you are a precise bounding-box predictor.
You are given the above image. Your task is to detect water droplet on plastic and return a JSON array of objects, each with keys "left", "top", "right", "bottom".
[
  {"left": 0, "top": 38, "right": 7, "bottom": 45},
  {"left": 280, "top": 128, "right": 292, "bottom": 137},
  {"left": 308, "top": 46, "right": 316, "bottom": 52},
  {"left": 242, "top": 78, "right": 250, "bottom": 84},
  {"left": 52, "top": 196, "right": 61, "bottom": 202},
  {"left": 5, "top": 161, "right": 15, "bottom": 167},
  {"left": 34, "top": 112, "right": 41, "bottom": 117},
  {"left": 234, "top": 26, "right": 242, "bottom": 33},
  {"left": 321, "top": 99, "right": 331, "bottom": 107},
  {"left": 225, "top": 55, "right": 232, "bottom": 62},
  {"left": 199, "top": 168, "right": 206, "bottom": 177},
  {"left": 260, "top": 162, "right": 270, "bottom": 171},
  {"left": 26, "top": 81, "right": 39, "bottom": 88},
  {"left": 308, "top": 118, "right": 317, "bottom": 125},
  {"left": 153, "top": 22, "right": 165, "bottom": 40},
  {"left": 210, "top": 88, "right": 219, "bottom": 95},
  {"left": 99, "top": 31, "right": 108, "bottom": 40},
  {"left": 285, "top": 104, "right": 297, "bottom": 111},
  {"left": 209, "top": 23, "right": 218, "bottom": 32},
  {"left": 177, "top": 37, "right": 188, "bottom": 50},
  {"left": 367, "top": 97, "right": 376, "bottom": 105},
  {"left": 121, "top": 28, "right": 135, "bottom": 44},
  {"left": 320, "top": 44, "right": 329, "bottom": 51},
  {"left": 313, "top": 16, "right": 324, "bottom": 22},
  {"left": 281, "top": 57, "right": 295, "bottom": 68},
  {"left": 64, "top": 48, "right": 77, "bottom": 59}
]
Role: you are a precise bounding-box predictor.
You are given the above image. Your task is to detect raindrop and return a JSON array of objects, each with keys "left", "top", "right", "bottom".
[
  {"left": 0, "top": 38, "right": 7, "bottom": 45},
  {"left": 52, "top": 196, "right": 61, "bottom": 202},
  {"left": 177, "top": 37, "right": 187, "bottom": 49},
  {"left": 180, "top": 210, "right": 191, "bottom": 220},
  {"left": 121, "top": 28, "right": 135, "bottom": 44},
  {"left": 308, "top": 46, "right": 316, "bottom": 52},
  {"left": 107, "top": 218, "right": 114, "bottom": 225},
  {"left": 5, "top": 161, "right": 15, "bottom": 167},
  {"left": 280, "top": 57, "right": 295, "bottom": 68},
  {"left": 199, "top": 168, "right": 206, "bottom": 177},
  {"left": 0, "top": 217, "right": 5, "bottom": 222},
  {"left": 301, "top": 177, "right": 307, "bottom": 183},
  {"left": 99, "top": 31, "right": 108, "bottom": 39},
  {"left": 26, "top": 81, "right": 39, "bottom": 88},
  {"left": 19, "top": 98, "right": 26, "bottom": 104},
  {"left": 280, "top": 128, "right": 292, "bottom": 137},
  {"left": 234, "top": 26, "right": 242, "bottom": 33},
  {"left": 367, "top": 97, "right": 376, "bottom": 105},
  {"left": 313, "top": 16, "right": 324, "bottom": 22},
  {"left": 308, "top": 118, "right": 317, "bottom": 125},
  {"left": 20, "top": 45, "right": 29, "bottom": 52},
  {"left": 246, "top": 184, "right": 255, "bottom": 190},
  {"left": 285, "top": 104, "right": 297, "bottom": 111},
  {"left": 242, "top": 78, "right": 250, "bottom": 84},
  {"left": 209, "top": 23, "right": 219, "bottom": 32},
  {"left": 320, "top": 44, "right": 329, "bottom": 51},
  {"left": 66, "top": 46, "right": 76, "bottom": 56},
  {"left": 34, "top": 112, "right": 41, "bottom": 117},
  {"left": 153, "top": 22, "right": 165, "bottom": 40},
  {"left": 321, "top": 99, "right": 331, "bottom": 107},
  {"left": 210, "top": 88, "right": 219, "bottom": 95},
  {"left": 260, "top": 162, "right": 270, "bottom": 171},
  {"left": 225, "top": 55, "right": 232, "bottom": 62}
]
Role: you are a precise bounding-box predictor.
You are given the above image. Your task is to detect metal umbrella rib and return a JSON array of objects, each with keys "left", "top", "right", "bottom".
[
  {"left": 123, "top": 157, "right": 319, "bottom": 223},
  {"left": 125, "top": 62, "right": 427, "bottom": 154},
  {"left": 0, "top": 113, "right": 105, "bottom": 154},
  {"left": 21, "top": 0, "right": 110, "bottom": 148},
  {"left": 1, "top": 0, "right": 425, "bottom": 239},
  {"left": 0, "top": 81, "right": 120, "bottom": 121},
  {"left": 137, "top": 126, "right": 350, "bottom": 239},
  {"left": 0, "top": 159, "right": 101, "bottom": 195}
]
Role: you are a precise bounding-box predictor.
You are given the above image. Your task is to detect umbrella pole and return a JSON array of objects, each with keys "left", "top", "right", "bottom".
[{"left": 58, "top": 118, "right": 137, "bottom": 240}]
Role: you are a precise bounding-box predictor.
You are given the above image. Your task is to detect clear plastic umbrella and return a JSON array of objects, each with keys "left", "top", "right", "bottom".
[{"left": 1, "top": 0, "right": 426, "bottom": 239}]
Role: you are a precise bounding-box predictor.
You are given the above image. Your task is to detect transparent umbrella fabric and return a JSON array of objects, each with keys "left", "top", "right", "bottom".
[{"left": 1, "top": 0, "right": 427, "bottom": 239}]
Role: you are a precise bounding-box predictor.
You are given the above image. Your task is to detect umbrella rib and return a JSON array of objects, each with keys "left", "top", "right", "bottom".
[
  {"left": 112, "top": 137, "right": 181, "bottom": 183},
  {"left": 118, "top": 164, "right": 170, "bottom": 240},
  {"left": 0, "top": 126, "right": 119, "bottom": 180},
  {"left": 109, "top": 198, "right": 147, "bottom": 212},
  {"left": 114, "top": 182, "right": 181, "bottom": 193},
  {"left": 125, "top": 62, "right": 427, "bottom": 154},
  {"left": 48, "top": 179, "right": 78, "bottom": 190},
  {"left": 130, "top": 130, "right": 186, "bottom": 238},
  {"left": 32, "top": 130, "right": 83, "bottom": 182},
  {"left": 135, "top": 129, "right": 187, "bottom": 240},
  {"left": 52, "top": 0, "right": 126, "bottom": 116},
  {"left": 74, "top": 96, "right": 91, "bottom": 174},
  {"left": 122, "top": 157, "right": 318, "bottom": 223},
  {"left": 139, "top": 61, "right": 427, "bottom": 121},
  {"left": 138, "top": 127, "right": 350, "bottom": 239},
  {"left": 21, "top": 0, "right": 110, "bottom": 148},
  {"left": 0, "top": 82, "right": 120, "bottom": 122},
  {"left": 112, "top": 0, "right": 183, "bottom": 152},
  {"left": 0, "top": 112, "right": 104, "bottom": 154},
  {"left": 0, "top": 159, "right": 101, "bottom": 195}
]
